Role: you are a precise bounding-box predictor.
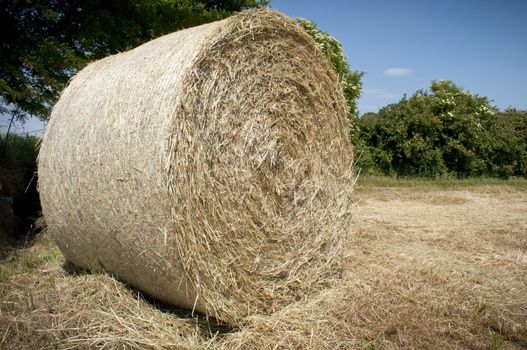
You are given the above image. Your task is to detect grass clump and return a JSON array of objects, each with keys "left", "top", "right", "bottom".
[
  {"left": 474, "top": 298, "right": 487, "bottom": 315},
  {"left": 490, "top": 330, "right": 503, "bottom": 350}
]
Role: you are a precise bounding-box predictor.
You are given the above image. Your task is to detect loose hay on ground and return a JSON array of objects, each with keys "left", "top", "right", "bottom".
[{"left": 1, "top": 187, "right": 526, "bottom": 349}]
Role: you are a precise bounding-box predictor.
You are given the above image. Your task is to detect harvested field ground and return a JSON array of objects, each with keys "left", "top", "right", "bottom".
[{"left": 1, "top": 183, "right": 526, "bottom": 349}]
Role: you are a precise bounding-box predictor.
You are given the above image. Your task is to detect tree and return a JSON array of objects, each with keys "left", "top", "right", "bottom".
[
  {"left": 0, "top": 0, "right": 267, "bottom": 122},
  {"left": 296, "top": 18, "right": 363, "bottom": 119}
]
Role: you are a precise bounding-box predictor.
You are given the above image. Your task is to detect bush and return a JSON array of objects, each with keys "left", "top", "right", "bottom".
[
  {"left": 0, "top": 133, "right": 40, "bottom": 237},
  {"left": 352, "top": 80, "right": 527, "bottom": 178},
  {"left": 1, "top": 133, "right": 40, "bottom": 171}
]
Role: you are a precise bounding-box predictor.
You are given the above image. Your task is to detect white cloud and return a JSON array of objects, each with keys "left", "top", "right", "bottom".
[
  {"left": 363, "top": 89, "right": 399, "bottom": 100},
  {"left": 383, "top": 67, "right": 414, "bottom": 77}
]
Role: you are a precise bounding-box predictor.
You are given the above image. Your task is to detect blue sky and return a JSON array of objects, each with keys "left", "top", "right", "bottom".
[
  {"left": 2, "top": 0, "right": 526, "bottom": 136},
  {"left": 271, "top": 0, "right": 527, "bottom": 114}
]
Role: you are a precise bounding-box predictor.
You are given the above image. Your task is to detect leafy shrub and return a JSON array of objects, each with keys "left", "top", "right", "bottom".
[
  {"left": 0, "top": 133, "right": 40, "bottom": 237},
  {"left": 353, "top": 80, "right": 527, "bottom": 178},
  {"left": 1, "top": 133, "right": 40, "bottom": 172}
]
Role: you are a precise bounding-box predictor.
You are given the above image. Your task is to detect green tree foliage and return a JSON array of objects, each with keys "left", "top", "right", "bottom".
[
  {"left": 296, "top": 18, "right": 363, "bottom": 119},
  {"left": 481, "top": 108, "right": 527, "bottom": 178},
  {"left": 353, "top": 80, "right": 527, "bottom": 178},
  {"left": 0, "top": 0, "right": 267, "bottom": 121}
]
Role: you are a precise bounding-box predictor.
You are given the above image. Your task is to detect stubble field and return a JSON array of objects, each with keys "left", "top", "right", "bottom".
[{"left": 1, "top": 181, "right": 526, "bottom": 349}]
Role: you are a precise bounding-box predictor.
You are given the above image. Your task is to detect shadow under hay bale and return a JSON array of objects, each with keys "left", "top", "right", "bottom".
[
  {"left": 62, "top": 258, "right": 234, "bottom": 338},
  {"left": 0, "top": 200, "right": 15, "bottom": 257},
  {"left": 38, "top": 10, "right": 354, "bottom": 326},
  {"left": 0, "top": 167, "right": 18, "bottom": 251}
]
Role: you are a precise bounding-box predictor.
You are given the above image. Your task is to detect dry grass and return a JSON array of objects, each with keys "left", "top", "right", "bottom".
[{"left": 1, "top": 185, "right": 526, "bottom": 349}]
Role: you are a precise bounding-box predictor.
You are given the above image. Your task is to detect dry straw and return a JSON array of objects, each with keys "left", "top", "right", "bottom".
[{"left": 38, "top": 10, "right": 354, "bottom": 325}]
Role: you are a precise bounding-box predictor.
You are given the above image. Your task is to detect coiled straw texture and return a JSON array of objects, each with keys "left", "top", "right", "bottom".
[{"left": 38, "top": 10, "right": 354, "bottom": 325}]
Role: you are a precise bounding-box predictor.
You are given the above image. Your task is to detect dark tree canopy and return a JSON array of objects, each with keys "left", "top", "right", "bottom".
[{"left": 0, "top": 0, "right": 267, "bottom": 121}]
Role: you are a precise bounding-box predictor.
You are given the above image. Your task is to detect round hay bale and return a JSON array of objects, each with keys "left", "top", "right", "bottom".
[{"left": 38, "top": 10, "right": 354, "bottom": 325}]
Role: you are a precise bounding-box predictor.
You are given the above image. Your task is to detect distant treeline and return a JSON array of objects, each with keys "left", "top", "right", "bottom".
[
  {"left": 301, "top": 20, "right": 526, "bottom": 179},
  {"left": 350, "top": 80, "right": 527, "bottom": 179}
]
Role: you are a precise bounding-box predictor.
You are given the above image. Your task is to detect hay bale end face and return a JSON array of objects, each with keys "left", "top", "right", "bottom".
[{"left": 38, "top": 10, "right": 354, "bottom": 325}]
